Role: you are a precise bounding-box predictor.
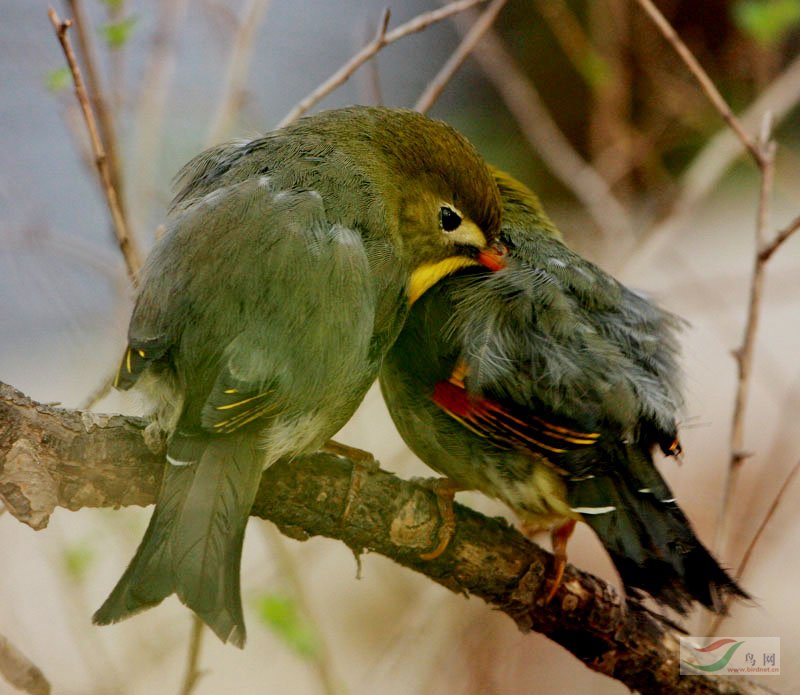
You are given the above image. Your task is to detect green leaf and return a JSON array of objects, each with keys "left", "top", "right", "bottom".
[
  {"left": 257, "top": 594, "right": 320, "bottom": 658},
  {"left": 63, "top": 543, "right": 95, "bottom": 582},
  {"left": 734, "top": 0, "right": 800, "bottom": 46},
  {"left": 99, "top": 15, "right": 138, "bottom": 49},
  {"left": 46, "top": 67, "right": 72, "bottom": 92}
]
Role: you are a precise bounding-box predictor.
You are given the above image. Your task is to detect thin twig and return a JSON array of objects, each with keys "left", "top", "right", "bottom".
[
  {"left": 632, "top": 0, "right": 761, "bottom": 164},
  {"left": 736, "top": 458, "right": 800, "bottom": 585},
  {"left": 66, "top": 0, "right": 126, "bottom": 217},
  {"left": 448, "top": 13, "right": 635, "bottom": 244},
  {"left": 631, "top": 0, "right": 797, "bottom": 586},
  {"left": 178, "top": 615, "right": 206, "bottom": 695},
  {"left": 357, "top": 17, "right": 385, "bottom": 106},
  {"left": 277, "top": 0, "right": 486, "bottom": 127},
  {"left": 47, "top": 8, "right": 141, "bottom": 283},
  {"left": 414, "top": 0, "right": 507, "bottom": 114},
  {"left": 714, "top": 118, "right": 776, "bottom": 558},
  {"left": 79, "top": 368, "right": 117, "bottom": 411},
  {"left": 0, "top": 633, "right": 50, "bottom": 695},
  {"left": 759, "top": 212, "right": 800, "bottom": 262},
  {"left": 709, "top": 459, "right": 800, "bottom": 635},
  {"left": 206, "top": 0, "right": 272, "bottom": 144},
  {"left": 626, "top": 50, "right": 800, "bottom": 266}
]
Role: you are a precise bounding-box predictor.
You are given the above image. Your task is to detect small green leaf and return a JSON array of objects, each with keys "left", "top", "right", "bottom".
[
  {"left": 734, "top": 0, "right": 800, "bottom": 46},
  {"left": 46, "top": 67, "right": 72, "bottom": 92},
  {"left": 99, "top": 15, "right": 138, "bottom": 49},
  {"left": 63, "top": 543, "right": 95, "bottom": 582},
  {"left": 257, "top": 594, "right": 320, "bottom": 658}
]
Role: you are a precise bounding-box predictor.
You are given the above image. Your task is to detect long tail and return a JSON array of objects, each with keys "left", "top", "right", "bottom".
[
  {"left": 93, "top": 435, "right": 265, "bottom": 646},
  {"left": 568, "top": 449, "right": 749, "bottom": 614}
]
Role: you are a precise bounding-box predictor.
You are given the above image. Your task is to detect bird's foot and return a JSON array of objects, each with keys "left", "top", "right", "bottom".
[
  {"left": 544, "top": 519, "right": 577, "bottom": 603},
  {"left": 142, "top": 421, "right": 167, "bottom": 455},
  {"left": 322, "top": 439, "right": 379, "bottom": 524},
  {"left": 414, "top": 477, "right": 462, "bottom": 561}
]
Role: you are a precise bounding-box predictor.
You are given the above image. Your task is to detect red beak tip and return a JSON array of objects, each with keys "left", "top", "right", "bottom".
[{"left": 478, "top": 242, "right": 508, "bottom": 271}]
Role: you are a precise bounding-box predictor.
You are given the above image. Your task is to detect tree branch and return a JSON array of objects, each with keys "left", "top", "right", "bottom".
[
  {"left": 448, "top": 10, "right": 635, "bottom": 246},
  {"left": 47, "top": 8, "right": 142, "bottom": 283},
  {"left": 276, "top": 0, "right": 486, "bottom": 128},
  {"left": 0, "top": 633, "right": 50, "bottom": 695},
  {"left": 0, "top": 381, "right": 770, "bottom": 695},
  {"left": 414, "top": 0, "right": 507, "bottom": 114}
]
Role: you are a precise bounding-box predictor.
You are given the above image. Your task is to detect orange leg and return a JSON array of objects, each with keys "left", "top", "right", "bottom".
[
  {"left": 418, "top": 478, "right": 462, "bottom": 561},
  {"left": 545, "top": 519, "right": 577, "bottom": 603},
  {"left": 322, "top": 439, "right": 378, "bottom": 524}
]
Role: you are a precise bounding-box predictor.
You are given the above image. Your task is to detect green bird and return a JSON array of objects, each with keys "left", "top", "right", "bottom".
[
  {"left": 380, "top": 169, "right": 748, "bottom": 614},
  {"left": 93, "top": 106, "right": 503, "bottom": 646}
]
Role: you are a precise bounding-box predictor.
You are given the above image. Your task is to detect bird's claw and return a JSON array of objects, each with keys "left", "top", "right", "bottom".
[
  {"left": 322, "top": 439, "right": 379, "bottom": 524},
  {"left": 414, "top": 477, "right": 461, "bottom": 561},
  {"left": 544, "top": 519, "right": 577, "bottom": 603}
]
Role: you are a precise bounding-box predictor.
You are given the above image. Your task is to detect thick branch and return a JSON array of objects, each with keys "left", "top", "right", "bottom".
[{"left": 0, "top": 382, "right": 767, "bottom": 695}]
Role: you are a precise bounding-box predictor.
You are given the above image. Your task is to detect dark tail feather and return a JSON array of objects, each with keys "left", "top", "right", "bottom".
[
  {"left": 93, "top": 435, "right": 265, "bottom": 646},
  {"left": 568, "top": 452, "right": 749, "bottom": 614}
]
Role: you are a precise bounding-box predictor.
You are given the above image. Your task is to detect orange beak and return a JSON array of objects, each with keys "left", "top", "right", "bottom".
[{"left": 477, "top": 242, "right": 508, "bottom": 271}]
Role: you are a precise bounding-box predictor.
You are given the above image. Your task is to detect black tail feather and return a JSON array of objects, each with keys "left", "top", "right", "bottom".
[{"left": 568, "top": 450, "right": 748, "bottom": 614}]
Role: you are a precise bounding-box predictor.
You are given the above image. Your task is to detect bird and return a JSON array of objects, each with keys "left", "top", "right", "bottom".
[
  {"left": 379, "top": 167, "right": 748, "bottom": 614},
  {"left": 92, "top": 106, "right": 504, "bottom": 646}
]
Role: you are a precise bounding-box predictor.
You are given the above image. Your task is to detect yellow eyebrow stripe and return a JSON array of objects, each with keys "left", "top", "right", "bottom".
[{"left": 125, "top": 348, "right": 132, "bottom": 373}]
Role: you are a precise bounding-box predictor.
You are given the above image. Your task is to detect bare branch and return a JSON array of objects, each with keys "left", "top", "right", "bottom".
[
  {"left": 631, "top": 0, "right": 761, "bottom": 164},
  {"left": 710, "top": 459, "right": 800, "bottom": 635},
  {"left": 65, "top": 0, "right": 126, "bottom": 217},
  {"left": 715, "top": 120, "right": 777, "bottom": 558},
  {"left": 178, "top": 616, "right": 206, "bottom": 695},
  {"left": 448, "top": 14, "right": 635, "bottom": 244},
  {"left": 0, "top": 381, "right": 770, "bottom": 695},
  {"left": 47, "top": 8, "right": 142, "bottom": 283},
  {"left": 759, "top": 212, "right": 800, "bottom": 262},
  {"left": 414, "top": 0, "right": 507, "bottom": 114},
  {"left": 0, "top": 633, "right": 50, "bottom": 695},
  {"left": 277, "top": 0, "right": 486, "bottom": 127},
  {"left": 626, "top": 50, "right": 800, "bottom": 266}
]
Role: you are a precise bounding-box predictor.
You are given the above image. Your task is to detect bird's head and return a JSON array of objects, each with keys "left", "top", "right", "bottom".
[{"left": 324, "top": 107, "right": 508, "bottom": 304}]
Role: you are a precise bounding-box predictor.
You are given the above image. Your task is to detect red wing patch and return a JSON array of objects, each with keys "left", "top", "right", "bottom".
[{"left": 432, "top": 378, "right": 600, "bottom": 456}]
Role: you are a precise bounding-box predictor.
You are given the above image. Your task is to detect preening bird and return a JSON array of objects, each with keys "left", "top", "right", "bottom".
[
  {"left": 380, "top": 168, "right": 748, "bottom": 614},
  {"left": 93, "top": 106, "right": 503, "bottom": 645}
]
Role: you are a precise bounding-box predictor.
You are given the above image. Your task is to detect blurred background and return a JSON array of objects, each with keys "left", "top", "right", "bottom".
[{"left": 1, "top": 0, "right": 799, "bottom": 693}]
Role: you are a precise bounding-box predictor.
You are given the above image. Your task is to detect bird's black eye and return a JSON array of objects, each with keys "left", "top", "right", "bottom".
[{"left": 439, "top": 205, "right": 462, "bottom": 232}]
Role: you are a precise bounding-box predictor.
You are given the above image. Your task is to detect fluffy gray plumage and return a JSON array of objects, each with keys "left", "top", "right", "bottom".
[{"left": 380, "top": 169, "right": 748, "bottom": 614}]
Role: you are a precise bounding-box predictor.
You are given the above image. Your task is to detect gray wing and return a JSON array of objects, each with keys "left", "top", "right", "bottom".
[{"left": 448, "top": 231, "right": 683, "bottom": 438}]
